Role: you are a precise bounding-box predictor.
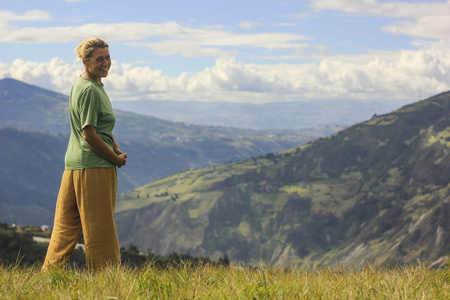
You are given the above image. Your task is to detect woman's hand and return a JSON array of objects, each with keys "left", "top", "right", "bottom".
[{"left": 116, "top": 153, "right": 127, "bottom": 168}]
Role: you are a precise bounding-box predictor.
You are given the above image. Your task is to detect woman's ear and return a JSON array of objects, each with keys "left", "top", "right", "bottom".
[{"left": 82, "top": 57, "right": 87, "bottom": 66}]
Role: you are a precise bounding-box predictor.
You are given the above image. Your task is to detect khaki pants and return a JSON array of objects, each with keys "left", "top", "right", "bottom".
[{"left": 42, "top": 167, "right": 120, "bottom": 270}]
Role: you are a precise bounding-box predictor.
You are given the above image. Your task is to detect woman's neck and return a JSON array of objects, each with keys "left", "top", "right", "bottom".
[{"left": 82, "top": 70, "right": 101, "bottom": 84}]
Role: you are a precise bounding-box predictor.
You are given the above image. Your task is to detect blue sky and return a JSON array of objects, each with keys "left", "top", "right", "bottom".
[{"left": 1, "top": 0, "right": 449, "bottom": 105}]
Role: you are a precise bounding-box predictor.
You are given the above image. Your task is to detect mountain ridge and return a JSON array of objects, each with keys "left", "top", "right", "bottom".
[
  {"left": 112, "top": 98, "right": 411, "bottom": 130},
  {"left": 114, "top": 91, "right": 450, "bottom": 266},
  {"left": 0, "top": 78, "right": 337, "bottom": 226},
  {"left": 4, "top": 78, "right": 447, "bottom": 267}
]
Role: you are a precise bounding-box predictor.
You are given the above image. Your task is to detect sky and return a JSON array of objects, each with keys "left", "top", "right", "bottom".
[{"left": 1, "top": 0, "right": 450, "bottom": 105}]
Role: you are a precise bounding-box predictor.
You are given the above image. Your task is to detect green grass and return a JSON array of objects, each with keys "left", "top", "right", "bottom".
[
  {"left": 1, "top": 262, "right": 449, "bottom": 299},
  {"left": 116, "top": 158, "right": 275, "bottom": 213}
]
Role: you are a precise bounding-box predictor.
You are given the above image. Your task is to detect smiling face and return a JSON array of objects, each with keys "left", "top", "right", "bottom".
[{"left": 83, "top": 47, "right": 111, "bottom": 83}]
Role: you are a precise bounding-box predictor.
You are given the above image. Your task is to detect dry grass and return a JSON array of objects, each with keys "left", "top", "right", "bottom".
[{"left": 1, "top": 261, "right": 449, "bottom": 299}]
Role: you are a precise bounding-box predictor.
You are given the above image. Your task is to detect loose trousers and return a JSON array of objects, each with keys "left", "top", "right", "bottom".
[{"left": 42, "top": 167, "right": 120, "bottom": 270}]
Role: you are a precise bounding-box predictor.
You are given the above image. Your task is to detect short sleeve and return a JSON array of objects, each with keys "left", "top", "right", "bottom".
[{"left": 79, "top": 88, "right": 100, "bottom": 129}]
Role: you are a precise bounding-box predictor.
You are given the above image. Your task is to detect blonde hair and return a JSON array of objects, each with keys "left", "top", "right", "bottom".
[{"left": 74, "top": 37, "right": 109, "bottom": 62}]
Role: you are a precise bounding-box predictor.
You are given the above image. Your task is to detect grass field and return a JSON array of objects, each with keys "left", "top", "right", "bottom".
[{"left": 1, "top": 261, "right": 449, "bottom": 299}]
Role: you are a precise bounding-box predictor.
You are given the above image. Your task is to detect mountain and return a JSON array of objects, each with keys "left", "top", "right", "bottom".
[
  {"left": 0, "top": 78, "right": 341, "bottom": 140},
  {"left": 112, "top": 98, "right": 412, "bottom": 130},
  {"left": 114, "top": 91, "right": 450, "bottom": 267},
  {"left": 0, "top": 128, "right": 67, "bottom": 226},
  {"left": 0, "top": 78, "right": 340, "bottom": 226}
]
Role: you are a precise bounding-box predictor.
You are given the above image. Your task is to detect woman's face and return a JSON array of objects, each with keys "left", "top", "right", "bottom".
[{"left": 84, "top": 47, "right": 111, "bottom": 82}]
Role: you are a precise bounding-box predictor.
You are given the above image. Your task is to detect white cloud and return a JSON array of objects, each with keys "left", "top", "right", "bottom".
[
  {"left": 1, "top": 41, "right": 448, "bottom": 103},
  {"left": 0, "top": 10, "right": 51, "bottom": 36},
  {"left": 383, "top": 15, "right": 450, "bottom": 41},
  {"left": 129, "top": 41, "right": 233, "bottom": 58},
  {"left": 237, "top": 21, "right": 260, "bottom": 30},
  {"left": 309, "top": 0, "right": 450, "bottom": 41},
  {"left": 375, "top": 1, "right": 450, "bottom": 18},
  {"left": 273, "top": 23, "right": 301, "bottom": 27},
  {"left": 0, "top": 21, "right": 182, "bottom": 43},
  {"left": 0, "top": 10, "right": 51, "bottom": 22},
  {"left": 309, "top": 0, "right": 450, "bottom": 17},
  {"left": 0, "top": 16, "right": 311, "bottom": 58},
  {"left": 310, "top": 0, "right": 377, "bottom": 13},
  {"left": 4, "top": 58, "right": 79, "bottom": 92}
]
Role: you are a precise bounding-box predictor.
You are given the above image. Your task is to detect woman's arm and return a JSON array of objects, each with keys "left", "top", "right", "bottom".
[
  {"left": 111, "top": 133, "right": 123, "bottom": 155},
  {"left": 83, "top": 125, "right": 127, "bottom": 167}
]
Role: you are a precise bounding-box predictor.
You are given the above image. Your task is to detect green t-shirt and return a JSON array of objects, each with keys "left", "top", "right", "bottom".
[{"left": 65, "top": 77, "right": 116, "bottom": 170}]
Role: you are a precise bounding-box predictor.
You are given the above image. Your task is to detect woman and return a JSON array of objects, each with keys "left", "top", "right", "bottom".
[{"left": 42, "top": 37, "right": 127, "bottom": 270}]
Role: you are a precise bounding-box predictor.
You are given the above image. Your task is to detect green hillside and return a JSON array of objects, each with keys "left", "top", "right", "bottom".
[
  {"left": 115, "top": 91, "right": 450, "bottom": 267},
  {"left": 0, "top": 128, "right": 67, "bottom": 225},
  {"left": 0, "top": 78, "right": 339, "bottom": 226}
]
